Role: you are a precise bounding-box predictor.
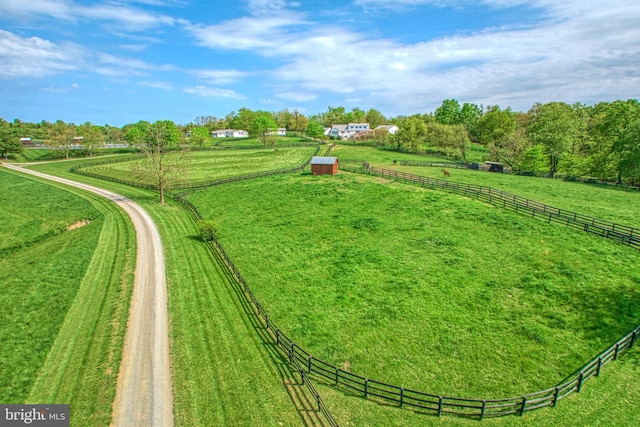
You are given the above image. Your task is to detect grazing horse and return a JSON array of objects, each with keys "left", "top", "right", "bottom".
[{"left": 441, "top": 169, "right": 450, "bottom": 178}]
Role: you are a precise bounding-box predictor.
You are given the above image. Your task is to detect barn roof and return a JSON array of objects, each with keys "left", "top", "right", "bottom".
[{"left": 310, "top": 156, "right": 338, "bottom": 165}]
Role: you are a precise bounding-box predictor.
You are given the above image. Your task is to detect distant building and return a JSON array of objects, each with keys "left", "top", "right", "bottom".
[
  {"left": 310, "top": 156, "right": 339, "bottom": 175},
  {"left": 328, "top": 123, "right": 371, "bottom": 139},
  {"left": 374, "top": 125, "right": 399, "bottom": 135},
  {"left": 210, "top": 129, "right": 249, "bottom": 138}
]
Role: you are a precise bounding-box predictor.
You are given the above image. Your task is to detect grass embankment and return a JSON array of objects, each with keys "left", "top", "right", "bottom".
[
  {"left": 80, "top": 146, "right": 317, "bottom": 186},
  {"left": 186, "top": 170, "right": 640, "bottom": 426},
  {"left": 0, "top": 167, "right": 135, "bottom": 426},
  {"left": 27, "top": 159, "right": 311, "bottom": 426}
]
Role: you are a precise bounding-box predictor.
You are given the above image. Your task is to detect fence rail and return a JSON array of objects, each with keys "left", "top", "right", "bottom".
[{"left": 340, "top": 164, "right": 639, "bottom": 250}]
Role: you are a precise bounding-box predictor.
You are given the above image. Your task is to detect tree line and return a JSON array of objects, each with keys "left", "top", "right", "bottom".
[{"left": 1, "top": 99, "right": 639, "bottom": 184}]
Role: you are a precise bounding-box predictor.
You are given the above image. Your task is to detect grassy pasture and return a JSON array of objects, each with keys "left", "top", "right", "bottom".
[
  {"left": 80, "top": 146, "right": 317, "bottom": 186},
  {"left": 186, "top": 172, "right": 640, "bottom": 398},
  {"left": 332, "top": 144, "right": 640, "bottom": 229},
  {"left": 25, "top": 159, "right": 310, "bottom": 426},
  {"left": 20, "top": 151, "right": 640, "bottom": 426},
  {"left": 0, "top": 167, "right": 136, "bottom": 426}
]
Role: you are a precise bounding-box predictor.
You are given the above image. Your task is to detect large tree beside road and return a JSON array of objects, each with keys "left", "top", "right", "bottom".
[{"left": 125, "top": 120, "right": 188, "bottom": 204}]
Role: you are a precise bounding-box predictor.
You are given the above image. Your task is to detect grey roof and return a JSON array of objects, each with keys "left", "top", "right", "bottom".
[{"left": 310, "top": 156, "right": 338, "bottom": 165}]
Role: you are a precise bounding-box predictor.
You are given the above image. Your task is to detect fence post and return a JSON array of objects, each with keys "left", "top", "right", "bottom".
[
  {"left": 400, "top": 388, "right": 404, "bottom": 407},
  {"left": 552, "top": 387, "right": 559, "bottom": 407},
  {"left": 614, "top": 343, "right": 620, "bottom": 360},
  {"left": 364, "top": 379, "right": 368, "bottom": 398},
  {"left": 631, "top": 331, "right": 637, "bottom": 348},
  {"left": 308, "top": 356, "right": 312, "bottom": 373},
  {"left": 437, "top": 396, "right": 443, "bottom": 417},
  {"left": 577, "top": 372, "right": 584, "bottom": 392},
  {"left": 335, "top": 368, "right": 339, "bottom": 386},
  {"left": 480, "top": 400, "right": 486, "bottom": 420},
  {"left": 596, "top": 357, "right": 603, "bottom": 376},
  {"left": 519, "top": 396, "right": 527, "bottom": 416}
]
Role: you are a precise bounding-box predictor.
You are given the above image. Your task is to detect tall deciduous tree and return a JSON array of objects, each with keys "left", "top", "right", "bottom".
[
  {"left": 251, "top": 114, "right": 278, "bottom": 147},
  {"left": 125, "top": 120, "right": 187, "bottom": 204},
  {"left": 189, "top": 126, "right": 210, "bottom": 149},
  {"left": 0, "top": 119, "right": 22, "bottom": 160},
  {"left": 306, "top": 121, "right": 325, "bottom": 139},
  {"left": 394, "top": 115, "right": 427, "bottom": 152},
  {"left": 527, "top": 102, "right": 584, "bottom": 177},
  {"left": 48, "top": 120, "right": 76, "bottom": 160},
  {"left": 434, "top": 99, "right": 462, "bottom": 125}
]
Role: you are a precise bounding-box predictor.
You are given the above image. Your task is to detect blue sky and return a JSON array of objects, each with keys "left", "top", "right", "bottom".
[{"left": 1, "top": 0, "right": 639, "bottom": 126}]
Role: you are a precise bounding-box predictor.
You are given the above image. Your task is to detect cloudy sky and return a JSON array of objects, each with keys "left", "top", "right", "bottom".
[{"left": 1, "top": 0, "right": 639, "bottom": 126}]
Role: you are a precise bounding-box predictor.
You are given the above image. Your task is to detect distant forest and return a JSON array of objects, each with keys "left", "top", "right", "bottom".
[{"left": 1, "top": 99, "right": 639, "bottom": 184}]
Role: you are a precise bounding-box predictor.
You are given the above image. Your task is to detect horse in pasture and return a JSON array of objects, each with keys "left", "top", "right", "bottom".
[{"left": 441, "top": 169, "right": 450, "bottom": 178}]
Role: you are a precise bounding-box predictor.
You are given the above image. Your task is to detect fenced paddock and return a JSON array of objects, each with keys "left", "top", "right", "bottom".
[
  {"left": 70, "top": 152, "right": 640, "bottom": 423},
  {"left": 340, "top": 163, "right": 639, "bottom": 250},
  {"left": 174, "top": 189, "right": 640, "bottom": 423}
]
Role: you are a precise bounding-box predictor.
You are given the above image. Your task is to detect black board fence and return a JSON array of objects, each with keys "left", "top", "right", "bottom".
[{"left": 340, "top": 163, "right": 639, "bottom": 250}]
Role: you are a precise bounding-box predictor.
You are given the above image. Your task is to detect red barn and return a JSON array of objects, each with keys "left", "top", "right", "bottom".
[{"left": 310, "top": 156, "right": 339, "bottom": 175}]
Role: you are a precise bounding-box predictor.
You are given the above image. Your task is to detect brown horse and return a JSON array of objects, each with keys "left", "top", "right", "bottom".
[{"left": 441, "top": 169, "right": 450, "bottom": 178}]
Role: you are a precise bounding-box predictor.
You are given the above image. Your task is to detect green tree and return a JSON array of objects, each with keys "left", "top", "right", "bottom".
[
  {"left": 365, "top": 108, "right": 387, "bottom": 129},
  {"left": 0, "top": 119, "right": 22, "bottom": 160},
  {"left": 78, "top": 122, "right": 104, "bottom": 157},
  {"left": 394, "top": 116, "right": 427, "bottom": 152},
  {"left": 48, "top": 120, "right": 76, "bottom": 160},
  {"left": 125, "top": 120, "right": 187, "bottom": 204},
  {"left": 616, "top": 119, "right": 640, "bottom": 184},
  {"left": 527, "top": 102, "right": 584, "bottom": 177},
  {"left": 460, "top": 102, "right": 483, "bottom": 141},
  {"left": 520, "top": 144, "right": 547, "bottom": 175},
  {"left": 189, "top": 126, "right": 210, "bottom": 149},
  {"left": 476, "top": 107, "right": 516, "bottom": 146},
  {"left": 306, "top": 121, "right": 325, "bottom": 139},
  {"left": 434, "top": 99, "right": 462, "bottom": 125},
  {"left": 251, "top": 114, "right": 278, "bottom": 147}
]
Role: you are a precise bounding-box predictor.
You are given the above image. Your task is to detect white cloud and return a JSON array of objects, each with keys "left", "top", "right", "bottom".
[
  {"left": 141, "top": 80, "right": 173, "bottom": 90},
  {"left": 0, "top": 30, "right": 171, "bottom": 79},
  {"left": 275, "top": 91, "right": 317, "bottom": 102},
  {"left": 188, "top": 0, "right": 640, "bottom": 113},
  {"left": 0, "top": 30, "right": 84, "bottom": 78},
  {"left": 0, "top": 0, "right": 175, "bottom": 31},
  {"left": 191, "top": 69, "right": 248, "bottom": 84},
  {"left": 183, "top": 86, "right": 246, "bottom": 99}
]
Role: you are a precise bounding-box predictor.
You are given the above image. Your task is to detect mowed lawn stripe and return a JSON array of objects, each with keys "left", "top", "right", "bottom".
[
  {"left": 18, "top": 175, "right": 135, "bottom": 426},
  {"left": 27, "top": 160, "right": 317, "bottom": 426},
  {"left": 153, "top": 201, "right": 311, "bottom": 426}
]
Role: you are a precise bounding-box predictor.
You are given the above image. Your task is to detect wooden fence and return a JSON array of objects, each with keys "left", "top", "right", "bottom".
[{"left": 340, "top": 163, "right": 639, "bottom": 250}]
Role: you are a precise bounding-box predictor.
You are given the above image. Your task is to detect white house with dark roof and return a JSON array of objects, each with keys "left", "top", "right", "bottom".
[{"left": 329, "top": 123, "right": 370, "bottom": 139}]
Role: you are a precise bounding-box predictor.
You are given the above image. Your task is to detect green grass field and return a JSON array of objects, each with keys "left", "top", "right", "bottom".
[
  {"left": 80, "top": 146, "right": 318, "bottom": 186},
  {"left": 186, "top": 172, "right": 640, "bottom": 398},
  {"left": 10, "top": 145, "right": 640, "bottom": 426},
  {"left": 331, "top": 145, "right": 640, "bottom": 229},
  {"left": 24, "top": 159, "right": 311, "bottom": 426},
  {"left": 0, "top": 167, "right": 135, "bottom": 426}
]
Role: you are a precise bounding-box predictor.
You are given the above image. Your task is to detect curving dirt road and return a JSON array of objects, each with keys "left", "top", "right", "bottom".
[{"left": 3, "top": 163, "right": 173, "bottom": 427}]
